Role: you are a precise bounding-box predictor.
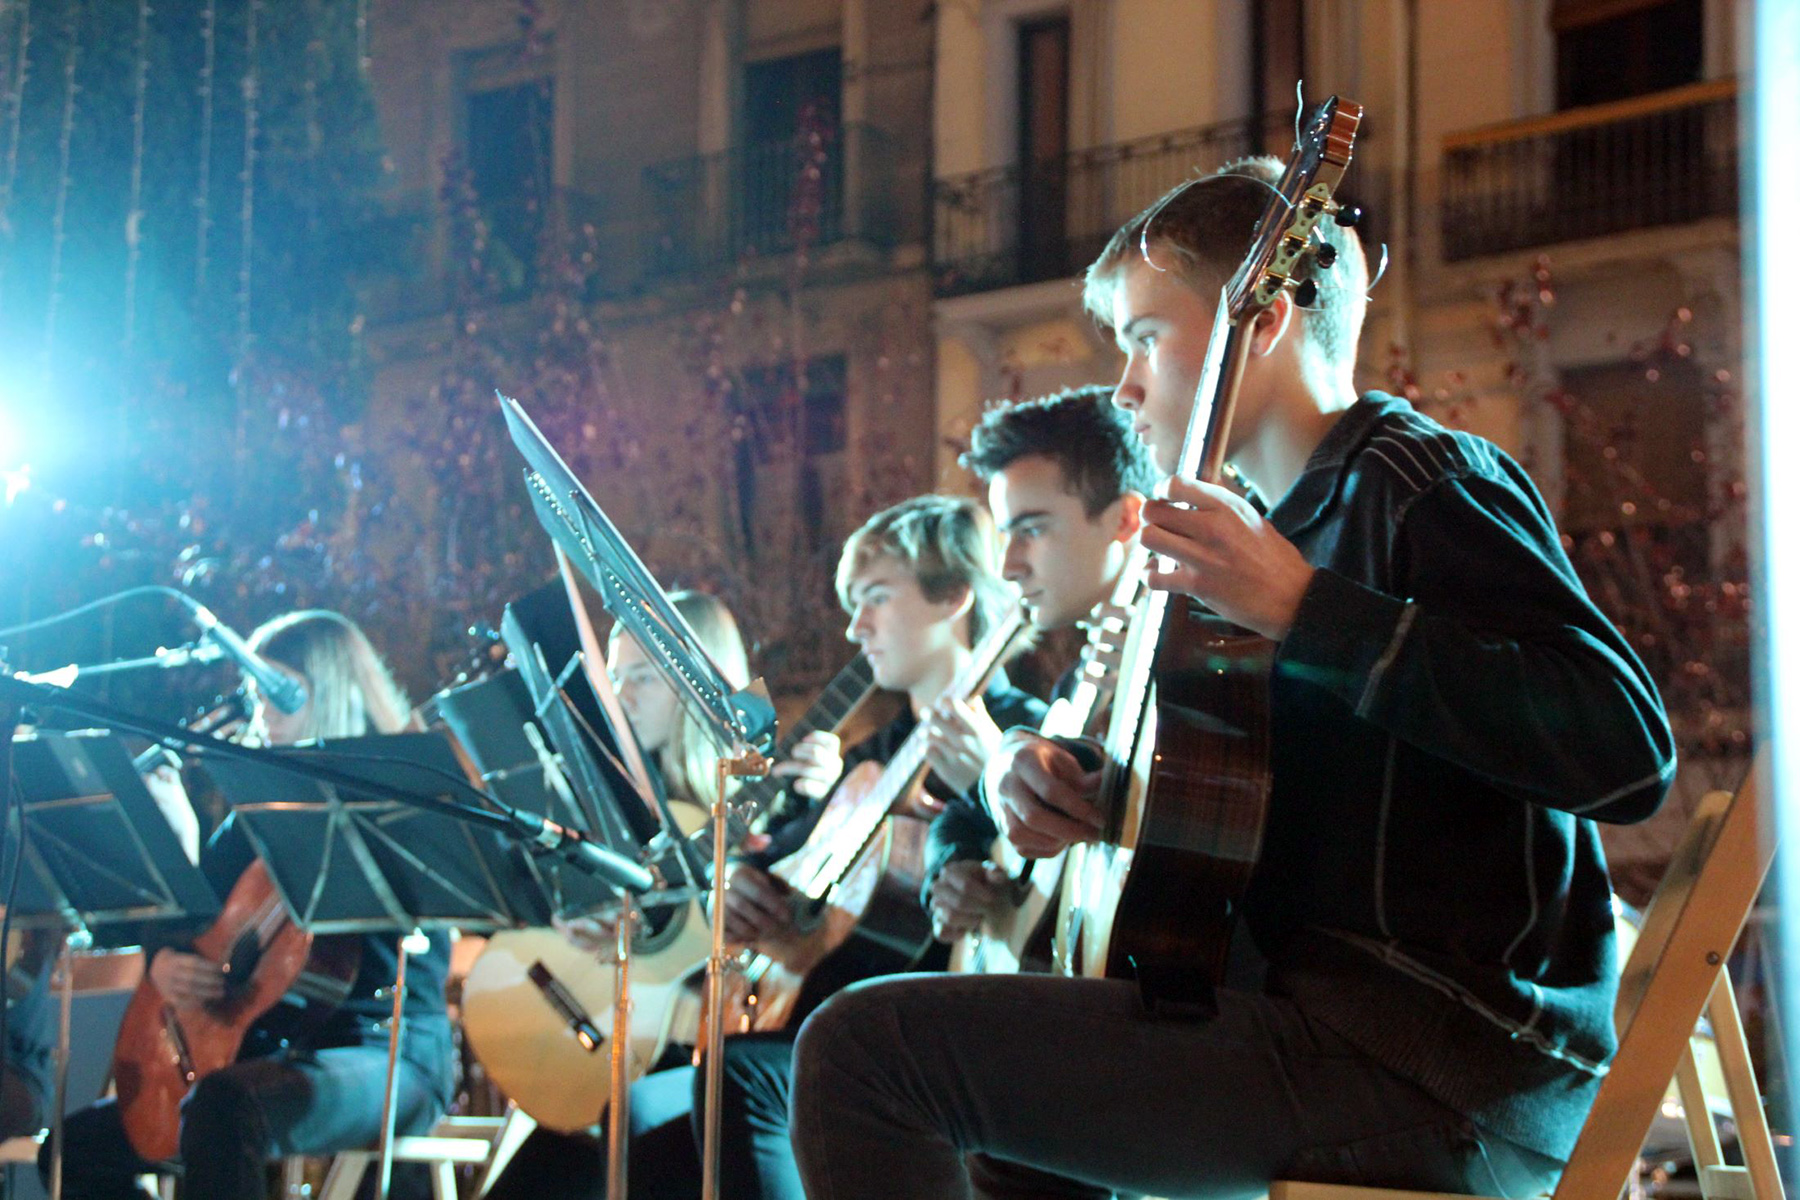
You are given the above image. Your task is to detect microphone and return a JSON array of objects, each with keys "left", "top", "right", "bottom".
[
  {"left": 189, "top": 604, "right": 309, "bottom": 715},
  {"left": 510, "top": 809, "right": 655, "bottom": 895}
]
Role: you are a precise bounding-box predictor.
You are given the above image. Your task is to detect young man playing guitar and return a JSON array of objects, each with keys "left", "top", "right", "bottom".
[
  {"left": 789, "top": 156, "right": 1675, "bottom": 1198},
  {"left": 924, "top": 386, "right": 1156, "bottom": 951},
  {"left": 710, "top": 493, "right": 1044, "bottom": 1199}
]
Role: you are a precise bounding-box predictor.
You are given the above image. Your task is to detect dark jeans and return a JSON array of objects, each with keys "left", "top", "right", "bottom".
[
  {"left": 0, "top": 1063, "right": 46, "bottom": 1141},
  {"left": 484, "top": 1061, "right": 702, "bottom": 1200},
  {"left": 791, "top": 974, "right": 1567, "bottom": 1200},
  {"left": 693, "top": 1033, "right": 805, "bottom": 1200},
  {"left": 43, "top": 1017, "right": 455, "bottom": 1200}
]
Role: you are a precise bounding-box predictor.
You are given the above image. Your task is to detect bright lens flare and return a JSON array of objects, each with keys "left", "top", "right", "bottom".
[
  {"left": 2, "top": 463, "right": 29, "bottom": 505},
  {"left": 0, "top": 405, "right": 28, "bottom": 504}
]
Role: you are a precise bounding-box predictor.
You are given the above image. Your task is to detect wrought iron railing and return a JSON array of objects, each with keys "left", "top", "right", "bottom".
[
  {"left": 930, "top": 112, "right": 1298, "bottom": 298},
  {"left": 1441, "top": 79, "right": 1737, "bottom": 263},
  {"left": 358, "top": 188, "right": 614, "bottom": 322},
  {"left": 640, "top": 123, "right": 898, "bottom": 278}
]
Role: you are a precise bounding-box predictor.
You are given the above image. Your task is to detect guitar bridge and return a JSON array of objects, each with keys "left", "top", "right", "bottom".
[
  {"left": 526, "top": 961, "right": 604, "bottom": 1053},
  {"left": 160, "top": 1006, "right": 197, "bottom": 1082}
]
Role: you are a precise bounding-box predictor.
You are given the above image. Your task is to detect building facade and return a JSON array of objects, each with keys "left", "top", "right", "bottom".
[{"left": 361, "top": 0, "right": 937, "bottom": 687}]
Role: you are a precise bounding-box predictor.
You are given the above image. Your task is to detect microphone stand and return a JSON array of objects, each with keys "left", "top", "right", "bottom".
[
  {"left": 605, "top": 898, "right": 638, "bottom": 1200},
  {"left": 17, "top": 641, "right": 220, "bottom": 686}
]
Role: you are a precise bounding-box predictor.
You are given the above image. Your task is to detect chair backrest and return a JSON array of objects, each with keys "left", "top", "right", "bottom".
[{"left": 1553, "top": 754, "right": 1771, "bottom": 1200}]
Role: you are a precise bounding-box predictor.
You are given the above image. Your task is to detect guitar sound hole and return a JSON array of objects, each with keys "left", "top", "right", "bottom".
[
  {"left": 791, "top": 895, "right": 826, "bottom": 934},
  {"left": 221, "top": 937, "right": 262, "bottom": 1000}
]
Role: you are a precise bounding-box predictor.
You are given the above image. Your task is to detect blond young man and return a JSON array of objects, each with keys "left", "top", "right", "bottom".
[{"left": 708, "top": 494, "right": 1045, "bottom": 1200}]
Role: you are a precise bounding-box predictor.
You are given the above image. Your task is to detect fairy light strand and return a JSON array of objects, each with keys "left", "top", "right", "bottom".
[
  {"left": 42, "top": 0, "right": 80, "bottom": 380},
  {"left": 0, "top": 0, "right": 30, "bottom": 230},
  {"left": 0, "top": 0, "right": 31, "bottom": 308},
  {"left": 123, "top": 0, "right": 150, "bottom": 350},
  {"left": 194, "top": 0, "right": 215, "bottom": 290},
  {"left": 236, "top": 0, "right": 258, "bottom": 359}
]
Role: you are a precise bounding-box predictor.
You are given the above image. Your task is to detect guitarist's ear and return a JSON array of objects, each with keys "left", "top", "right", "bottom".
[
  {"left": 1249, "top": 292, "right": 1296, "bottom": 358},
  {"left": 1113, "top": 491, "right": 1146, "bottom": 545},
  {"left": 944, "top": 582, "right": 977, "bottom": 637}
]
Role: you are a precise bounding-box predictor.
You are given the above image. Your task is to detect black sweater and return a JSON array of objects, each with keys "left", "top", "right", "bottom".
[{"left": 1252, "top": 393, "right": 1673, "bottom": 1159}]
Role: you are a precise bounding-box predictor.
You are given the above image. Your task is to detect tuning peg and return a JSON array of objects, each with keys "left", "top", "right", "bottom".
[
  {"left": 1295, "top": 279, "right": 1319, "bottom": 307},
  {"left": 1316, "top": 242, "right": 1339, "bottom": 269},
  {"left": 1333, "top": 204, "right": 1362, "bottom": 228}
]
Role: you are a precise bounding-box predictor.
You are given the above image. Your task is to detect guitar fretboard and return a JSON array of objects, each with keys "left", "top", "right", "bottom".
[{"left": 796, "top": 606, "right": 1028, "bottom": 896}]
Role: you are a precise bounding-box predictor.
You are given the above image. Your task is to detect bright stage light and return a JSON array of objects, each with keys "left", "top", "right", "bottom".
[{"left": 0, "top": 403, "right": 22, "bottom": 465}]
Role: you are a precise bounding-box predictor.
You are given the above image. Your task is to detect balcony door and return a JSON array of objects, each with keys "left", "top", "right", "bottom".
[
  {"left": 1017, "top": 15, "right": 1070, "bottom": 283},
  {"left": 741, "top": 48, "right": 843, "bottom": 254}
]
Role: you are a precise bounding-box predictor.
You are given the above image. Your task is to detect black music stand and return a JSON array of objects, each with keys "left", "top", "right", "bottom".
[
  {"left": 431, "top": 668, "right": 619, "bottom": 920},
  {"left": 204, "top": 731, "right": 559, "bottom": 1200},
  {"left": 499, "top": 392, "right": 777, "bottom": 1200},
  {"left": 207, "top": 730, "right": 554, "bottom": 934},
  {"left": 5, "top": 730, "right": 220, "bottom": 1200}
]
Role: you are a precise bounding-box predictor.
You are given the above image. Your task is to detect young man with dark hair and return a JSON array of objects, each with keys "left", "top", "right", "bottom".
[
  {"left": 706, "top": 493, "right": 1045, "bottom": 1200},
  {"left": 789, "top": 158, "right": 1675, "bottom": 1198},
  {"left": 924, "top": 385, "right": 1156, "bottom": 947}
]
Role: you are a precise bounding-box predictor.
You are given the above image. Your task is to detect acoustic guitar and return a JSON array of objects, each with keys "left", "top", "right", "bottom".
[
  {"left": 719, "top": 607, "right": 1027, "bottom": 1034},
  {"left": 1055, "top": 97, "right": 1365, "bottom": 1006},
  {"left": 458, "top": 654, "right": 875, "bottom": 1133},
  {"left": 950, "top": 570, "right": 1142, "bottom": 975},
  {"left": 111, "top": 859, "right": 360, "bottom": 1161}
]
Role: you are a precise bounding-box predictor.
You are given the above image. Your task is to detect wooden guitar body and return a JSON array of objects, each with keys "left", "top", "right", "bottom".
[
  {"left": 1060, "top": 610, "right": 1273, "bottom": 992},
  {"left": 459, "top": 798, "right": 713, "bottom": 1133},
  {"left": 112, "top": 859, "right": 358, "bottom": 1161},
  {"left": 720, "top": 759, "right": 932, "bottom": 1034}
]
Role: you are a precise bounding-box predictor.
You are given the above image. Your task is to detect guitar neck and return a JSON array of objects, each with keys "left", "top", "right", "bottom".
[
  {"left": 804, "top": 607, "right": 1027, "bottom": 891},
  {"left": 1039, "top": 560, "right": 1147, "bottom": 742}
]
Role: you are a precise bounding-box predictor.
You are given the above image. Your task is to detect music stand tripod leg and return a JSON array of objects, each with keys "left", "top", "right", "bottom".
[
  {"left": 48, "top": 926, "right": 91, "bottom": 1200},
  {"left": 606, "top": 901, "right": 637, "bottom": 1200},
  {"left": 700, "top": 749, "right": 767, "bottom": 1200},
  {"left": 375, "top": 929, "right": 416, "bottom": 1200}
]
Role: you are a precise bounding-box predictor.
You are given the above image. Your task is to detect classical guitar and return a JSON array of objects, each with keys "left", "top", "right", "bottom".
[
  {"left": 458, "top": 653, "right": 876, "bottom": 1133},
  {"left": 111, "top": 859, "right": 360, "bottom": 1161},
  {"left": 950, "top": 569, "right": 1142, "bottom": 975},
  {"left": 719, "top": 607, "right": 1027, "bottom": 1034},
  {"left": 1055, "top": 97, "right": 1364, "bottom": 1006}
]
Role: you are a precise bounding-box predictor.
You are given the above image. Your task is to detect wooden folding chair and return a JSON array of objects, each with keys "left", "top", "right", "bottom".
[
  {"left": 307, "top": 1104, "right": 537, "bottom": 1200},
  {"left": 1271, "top": 755, "right": 1782, "bottom": 1200}
]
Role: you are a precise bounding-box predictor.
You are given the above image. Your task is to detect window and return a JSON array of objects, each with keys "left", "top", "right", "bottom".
[
  {"left": 743, "top": 48, "right": 842, "bottom": 147},
  {"left": 465, "top": 77, "right": 554, "bottom": 288},
  {"left": 730, "top": 356, "right": 849, "bottom": 555},
  {"left": 1252, "top": 0, "right": 1306, "bottom": 138},
  {"left": 1554, "top": 0, "right": 1702, "bottom": 110},
  {"left": 1557, "top": 358, "right": 1707, "bottom": 535},
  {"left": 739, "top": 48, "right": 844, "bottom": 253},
  {"left": 1016, "top": 14, "right": 1071, "bottom": 280}
]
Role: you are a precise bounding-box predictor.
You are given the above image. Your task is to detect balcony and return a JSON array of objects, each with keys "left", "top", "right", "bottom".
[
  {"left": 930, "top": 112, "right": 1298, "bottom": 298},
  {"left": 639, "top": 124, "right": 899, "bottom": 279},
  {"left": 1440, "top": 78, "right": 1738, "bottom": 263}
]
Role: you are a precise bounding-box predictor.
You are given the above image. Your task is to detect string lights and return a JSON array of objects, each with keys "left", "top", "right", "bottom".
[{"left": 123, "top": 0, "right": 150, "bottom": 350}]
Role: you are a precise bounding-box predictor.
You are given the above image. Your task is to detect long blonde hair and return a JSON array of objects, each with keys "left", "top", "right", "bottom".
[
  {"left": 249, "top": 610, "right": 416, "bottom": 741},
  {"left": 609, "top": 591, "right": 751, "bottom": 803}
]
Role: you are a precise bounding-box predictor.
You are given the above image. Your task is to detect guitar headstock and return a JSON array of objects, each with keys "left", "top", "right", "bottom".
[{"left": 1224, "top": 96, "right": 1363, "bottom": 320}]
